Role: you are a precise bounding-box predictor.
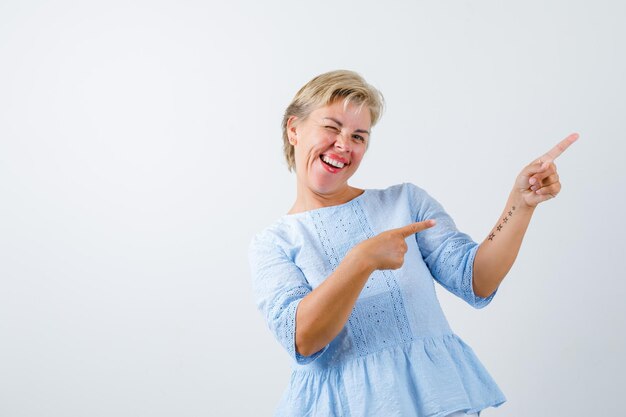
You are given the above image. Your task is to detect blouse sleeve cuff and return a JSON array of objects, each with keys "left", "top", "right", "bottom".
[
  {"left": 287, "top": 298, "right": 329, "bottom": 365},
  {"left": 466, "top": 245, "right": 498, "bottom": 309}
]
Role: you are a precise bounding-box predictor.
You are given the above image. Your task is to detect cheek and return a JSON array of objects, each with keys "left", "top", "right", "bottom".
[{"left": 352, "top": 148, "right": 367, "bottom": 164}]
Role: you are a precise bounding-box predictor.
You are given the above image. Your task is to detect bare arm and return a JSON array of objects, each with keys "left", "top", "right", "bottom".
[
  {"left": 473, "top": 133, "right": 579, "bottom": 298},
  {"left": 295, "top": 220, "right": 435, "bottom": 357},
  {"left": 473, "top": 192, "right": 534, "bottom": 297}
]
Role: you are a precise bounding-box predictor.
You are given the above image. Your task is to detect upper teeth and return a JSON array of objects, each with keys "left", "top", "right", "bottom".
[{"left": 322, "top": 155, "right": 345, "bottom": 168}]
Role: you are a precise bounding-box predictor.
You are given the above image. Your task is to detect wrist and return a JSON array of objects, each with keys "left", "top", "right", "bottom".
[
  {"left": 509, "top": 189, "right": 536, "bottom": 214},
  {"left": 346, "top": 244, "right": 377, "bottom": 275}
]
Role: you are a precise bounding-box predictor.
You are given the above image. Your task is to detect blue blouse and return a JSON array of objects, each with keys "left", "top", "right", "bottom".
[{"left": 249, "top": 183, "right": 506, "bottom": 416}]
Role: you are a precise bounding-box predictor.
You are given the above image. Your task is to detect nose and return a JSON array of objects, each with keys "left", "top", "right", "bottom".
[{"left": 334, "top": 131, "right": 351, "bottom": 152}]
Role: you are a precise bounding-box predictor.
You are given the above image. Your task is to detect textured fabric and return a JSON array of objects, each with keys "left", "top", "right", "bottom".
[{"left": 249, "top": 183, "right": 506, "bottom": 417}]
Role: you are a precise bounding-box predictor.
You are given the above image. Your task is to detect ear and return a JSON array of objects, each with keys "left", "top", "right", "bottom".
[{"left": 286, "top": 116, "right": 298, "bottom": 145}]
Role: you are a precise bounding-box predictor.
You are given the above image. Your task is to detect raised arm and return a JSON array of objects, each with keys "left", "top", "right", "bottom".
[
  {"left": 472, "top": 133, "right": 579, "bottom": 297},
  {"left": 295, "top": 220, "right": 435, "bottom": 357}
]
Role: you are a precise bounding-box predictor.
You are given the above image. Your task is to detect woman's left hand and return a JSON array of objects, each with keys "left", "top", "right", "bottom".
[{"left": 513, "top": 133, "right": 579, "bottom": 208}]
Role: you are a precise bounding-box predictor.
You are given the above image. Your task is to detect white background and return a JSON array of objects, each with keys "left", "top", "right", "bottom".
[{"left": 1, "top": 1, "right": 625, "bottom": 416}]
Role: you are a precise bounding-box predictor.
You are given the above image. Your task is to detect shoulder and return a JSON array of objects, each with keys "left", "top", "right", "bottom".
[
  {"left": 366, "top": 182, "right": 430, "bottom": 197},
  {"left": 249, "top": 216, "right": 307, "bottom": 261},
  {"left": 366, "top": 183, "right": 449, "bottom": 224},
  {"left": 250, "top": 218, "right": 288, "bottom": 249},
  {"left": 365, "top": 182, "right": 433, "bottom": 207}
]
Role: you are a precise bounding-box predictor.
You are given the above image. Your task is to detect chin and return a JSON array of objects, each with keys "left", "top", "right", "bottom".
[
  {"left": 299, "top": 162, "right": 356, "bottom": 195},
  {"left": 309, "top": 177, "right": 350, "bottom": 195}
]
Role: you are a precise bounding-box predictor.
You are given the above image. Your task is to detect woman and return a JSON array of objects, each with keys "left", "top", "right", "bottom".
[{"left": 249, "top": 70, "right": 577, "bottom": 416}]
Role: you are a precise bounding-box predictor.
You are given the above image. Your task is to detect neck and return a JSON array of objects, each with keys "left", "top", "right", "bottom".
[{"left": 288, "top": 181, "right": 363, "bottom": 214}]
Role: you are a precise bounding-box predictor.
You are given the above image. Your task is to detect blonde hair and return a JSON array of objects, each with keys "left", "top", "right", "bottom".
[{"left": 281, "top": 70, "right": 385, "bottom": 171}]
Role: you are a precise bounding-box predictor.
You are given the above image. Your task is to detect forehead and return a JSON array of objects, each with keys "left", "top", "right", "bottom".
[{"left": 312, "top": 100, "right": 372, "bottom": 128}]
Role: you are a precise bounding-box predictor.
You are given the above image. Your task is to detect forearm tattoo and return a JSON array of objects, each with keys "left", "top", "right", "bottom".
[{"left": 487, "top": 206, "right": 516, "bottom": 241}]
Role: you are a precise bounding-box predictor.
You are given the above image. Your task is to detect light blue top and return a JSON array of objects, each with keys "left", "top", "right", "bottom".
[{"left": 249, "top": 183, "right": 506, "bottom": 417}]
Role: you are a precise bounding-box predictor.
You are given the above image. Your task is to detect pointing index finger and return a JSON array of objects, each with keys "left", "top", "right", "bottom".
[
  {"left": 538, "top": 133, "right": 579, "bottom": 163},
  {"left": 397, "top": 220, "right": 436, "bottom": 238}
]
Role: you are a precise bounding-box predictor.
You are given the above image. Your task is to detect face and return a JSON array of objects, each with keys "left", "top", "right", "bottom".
[{"left": 288, "top": 100, "right": 371, "bottom": 196}]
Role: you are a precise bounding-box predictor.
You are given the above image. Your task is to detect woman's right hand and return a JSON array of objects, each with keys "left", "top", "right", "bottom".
[
  {"left": 295, "top": 219, "right": 436, "bottom": 357},
  {"left": 352, "top": 220, "right": 436, "bottom": 271}
]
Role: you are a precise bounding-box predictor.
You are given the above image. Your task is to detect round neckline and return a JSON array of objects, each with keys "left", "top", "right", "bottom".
[{"left": 282, "top": 189, "right": 370, "bottom": 218}]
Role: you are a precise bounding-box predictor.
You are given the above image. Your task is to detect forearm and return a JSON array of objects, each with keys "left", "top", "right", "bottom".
[
  {"left": 295, "top": 249, "right": 374, "bottom": 357},
  {"left": 473, "top": 190, "right": 535, "bottom": 297}
]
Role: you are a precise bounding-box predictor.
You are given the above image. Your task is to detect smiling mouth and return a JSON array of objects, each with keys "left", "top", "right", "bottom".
[{"left": 320, "top": 155, "right": 347, "bottom": 169}]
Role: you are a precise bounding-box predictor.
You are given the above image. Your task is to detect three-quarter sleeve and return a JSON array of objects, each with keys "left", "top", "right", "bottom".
[
  {"left": 249, "top": 234, "right": 329, "bottom": 364},
  {"left": 408, "top": 184, "right": 497, "bottom": 308}
]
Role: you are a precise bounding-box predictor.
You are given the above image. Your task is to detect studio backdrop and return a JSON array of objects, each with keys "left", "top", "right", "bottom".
[{"left": 0, "top": 1, "right": 624, "bottom": 416}]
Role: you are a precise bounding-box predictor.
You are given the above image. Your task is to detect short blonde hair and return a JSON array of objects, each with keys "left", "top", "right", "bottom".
[{"left": 281, "top": 70, "right": 385, "bottom": 171}]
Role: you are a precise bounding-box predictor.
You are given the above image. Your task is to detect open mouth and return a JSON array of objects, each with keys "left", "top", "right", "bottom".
[{"left": 320, "top": 154, "right": 347, "bottom": 169}]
